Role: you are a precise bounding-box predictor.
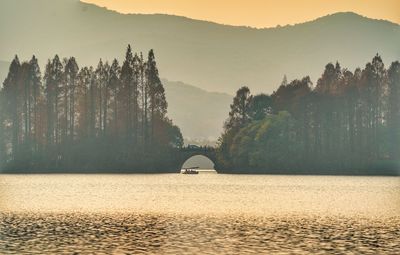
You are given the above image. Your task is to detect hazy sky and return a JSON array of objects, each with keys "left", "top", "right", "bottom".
[{"left": 82, "top": 0, "right": 400, "bottom": 28}]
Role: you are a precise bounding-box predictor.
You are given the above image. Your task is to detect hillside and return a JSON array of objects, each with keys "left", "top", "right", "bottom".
[
  {"left": 163, "top": 80, "right": 232, "bottom": 140},
  {"left": 1, "top": 0, "right": 399, "bottom": 140},
  {"left": 1, "top": 0, "right": 399, "bottom": 94}
]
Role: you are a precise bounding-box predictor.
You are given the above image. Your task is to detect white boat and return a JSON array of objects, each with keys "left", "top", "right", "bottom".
[{"left": 181, "top": 167, "right": 199, "bottom": 174}]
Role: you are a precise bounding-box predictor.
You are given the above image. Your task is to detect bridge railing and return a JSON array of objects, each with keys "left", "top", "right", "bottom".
[{"left": 180, "top": 145, "right": 216, "bottom": 152}]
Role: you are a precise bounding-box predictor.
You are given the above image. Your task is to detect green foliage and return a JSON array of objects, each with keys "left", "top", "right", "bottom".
[
  {"left": 219, "top": 112, "right": 298, "bottom": 172},
  {"left": 224, "top": 86, "right": 252, "bottom": 130},
  {"left": 218, "top": 55, "right": 400, "bottom": 175},
  {"left": 388, "top": 61, "right": 400, "bottom": 160},
  {"left": 248, "top": 94, "right": 273, "bottom": 121},
  {"left": 0, "top": 46, "right": 183, "bottom": 173}
]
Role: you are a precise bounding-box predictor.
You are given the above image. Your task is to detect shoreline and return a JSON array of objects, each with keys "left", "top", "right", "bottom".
[{"left": 1, "top": 170, "right": 398, "bottom": 176}]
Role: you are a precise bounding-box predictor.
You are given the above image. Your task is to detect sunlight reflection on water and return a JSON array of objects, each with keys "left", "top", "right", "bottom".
[{"left": 0, "top": 173, "right": 399, "bottom": 254}]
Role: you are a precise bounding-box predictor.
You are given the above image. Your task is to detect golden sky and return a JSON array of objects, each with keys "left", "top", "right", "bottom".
[{"left": 82, "top": 0, "right": 400, "bottom": 28}]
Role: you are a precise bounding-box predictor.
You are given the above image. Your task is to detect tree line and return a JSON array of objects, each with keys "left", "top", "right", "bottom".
[
  {"left": 217, "top": 55, "right": 400, "bottom": 175},
  {"left": 0, "top": 45, "right": 183, "bottom": 172}
]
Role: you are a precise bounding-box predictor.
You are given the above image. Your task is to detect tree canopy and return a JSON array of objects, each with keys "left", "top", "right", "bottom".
[
  {"left": 217, "top": 56, "right": 400, "bottom": 175},
  {"left": 0, "top": 46, "right": 183, "bottom": 172}
]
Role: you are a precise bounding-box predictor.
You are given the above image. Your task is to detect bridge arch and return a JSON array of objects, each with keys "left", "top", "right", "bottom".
[
  {"left": 181, "top": 154, "right": 216, "bottom": 170},
  {"left": 178, "top": 146, "right": 218, "bottom": 172}
]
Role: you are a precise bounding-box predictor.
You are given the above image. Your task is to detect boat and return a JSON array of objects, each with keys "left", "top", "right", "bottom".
[{"left": 181, "top": 167, "right": 200, "bottom": 174}]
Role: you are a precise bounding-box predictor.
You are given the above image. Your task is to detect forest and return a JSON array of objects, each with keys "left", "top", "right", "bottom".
[
  {"left": 217, "top": 55, "right": 400, "bottom": 175},
  {"left": 1, "top": 49, "right": 399, "bottom": 175},
  {"left": 0, "top": 46, "right": 183, "bottom": 173}
]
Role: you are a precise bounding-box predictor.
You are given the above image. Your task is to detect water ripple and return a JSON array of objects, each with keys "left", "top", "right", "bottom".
[{"left": 1, "top": 212, "right": 399, "bottom": 254}]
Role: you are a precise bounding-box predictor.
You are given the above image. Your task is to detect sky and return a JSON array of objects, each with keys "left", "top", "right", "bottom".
[{"left": 82, "top": 0, "right": 400, "bottom": 28}]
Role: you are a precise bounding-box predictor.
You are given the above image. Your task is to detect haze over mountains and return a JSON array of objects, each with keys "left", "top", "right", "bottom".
[
  {"left": 162, "top": 80, "right": 231, "bottom": 140},
  {"left": 1, "top": 0, "right": 399, "bottom": 139}
]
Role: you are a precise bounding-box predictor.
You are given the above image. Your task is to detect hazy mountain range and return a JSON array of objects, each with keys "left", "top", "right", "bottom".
[
  {"left": 1, "top": 0, "right": 399, "bottom": 140},
  {"left": 162, "top": 80, "right": 231, "bottom": 140}
]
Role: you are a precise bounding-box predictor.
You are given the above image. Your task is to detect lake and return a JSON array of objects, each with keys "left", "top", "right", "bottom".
[{"left": 0, "top": 173, "right": 399, "bottom": 254}]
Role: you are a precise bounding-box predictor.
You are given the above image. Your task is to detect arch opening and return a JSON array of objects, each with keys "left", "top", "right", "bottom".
[{"left": 181, "top": 155, "right": 216, "bottom": 173}]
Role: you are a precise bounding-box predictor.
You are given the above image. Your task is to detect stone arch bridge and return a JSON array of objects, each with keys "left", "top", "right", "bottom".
[{"left": 176, "top": 146, "right": 218, "bottom": 171}]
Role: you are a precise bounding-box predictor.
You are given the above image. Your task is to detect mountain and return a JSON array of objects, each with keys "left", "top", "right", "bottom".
[
  {"left": 1, "top": 0, "right": 399, "bottom": 94},
  {"left": 163, "top": 79, "right": 232, "bottom": 140},
  {"left": 1, "top": 0, "right": 399, "bottom": 140}
]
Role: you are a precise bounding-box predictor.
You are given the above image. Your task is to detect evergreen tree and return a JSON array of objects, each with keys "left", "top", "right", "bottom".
[
  {"left": 3, "top": 56, "right": 21, "bottom": 159},
  {"left": 225, "top": 86, "right": 252, "bottom": 131},
  {"left": 44, "top": 55, "right": 63, "bottom": 149},
  {"left": 108, "top": 59, "right": 121, "bottom": 137},
  {"left": 138, "top": 53, "right": 146, "bottom": 145},
  {"left": 88, "top": 66, "right": 96, "bottom": 138},
  {"left": 120, "top": 45, "right": 134, "bottom": 139},
  {"left": 0, "top": 90, "right": 6, "bottom": 166},
  {"left": 132, "top": 53, "right": 140, "bottom": 143},
  {"left": 388, "top": 61, "right": 400, "bottom": 160},
  {"left": 95, "top": 59, "right": 108, "bottom": 135},
  {"left": 248, "top": 94, "right": 273, "bottom": 121},
  {"left": 218, "top": 55, "right": 397, "bottom": 174},
  {"left": 146, "top": 49, "right": 167, "bottom": 145},
  {"left": 361, "top": 55, "right": 387, "bottom": 159},
  {"left": 0, "top": 46, "right": 183, "bottom": 172},
  {"left": 28, "top": 56, "right": 42, "bottom": 152},
  {"left": 64, "top": 57, "right": 79, "bottom": 141},
  {"left": 76, "top": 67, "right": 91, "bottom": 139}
]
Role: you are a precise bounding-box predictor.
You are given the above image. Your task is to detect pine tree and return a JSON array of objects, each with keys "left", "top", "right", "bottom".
[
  {"left": 139, "top": 53, "right": 146, "bottom": 145},
  {"left": 3, "top": 55, "right": 21, "bottom": 159},
  {"left": 281, "top": 74, "right": 288, "bottom": 87},
  {"left": 146, "top": 49, "right": 167, "bottom": 145},
  {"left": 388, "top": 61, "right": 400, "bottom": 160},
  {"left": 44, "top": 60, "right": 53, "bottom": 147},
  {"left": 28, "top": 56, "right": 42, "bottom": 152},
  {"left": 95, "top": 59, "right": 109, "bottom": 135},
  {"left": 64, "top": 57, "right": 79, "bottom": 141},
  {"left": 88, "top": 66, "right": 96, "bottom": 138},
  {"left": 44, "top": 55, "right": 64, "bottom": 149},
  {"left": 0, "top": 90, "right": 6, "bottom": 166},
  {"left": 248, "top": 94, "right": 272, "bottom": 121},
  {"left": 361, "top": 54, "right": 387, "bottom": 159},
  {"left": 102, "top": 61, "right": 110, "bottom": 135},
  {"left": 0, "top": 47, "right": 183, "bottom": 172},
  {"left": 225, "top": 86, "right": 252, "bottom": 131},
  {"left": 120, "top": 45, "right": 134, "bottom": 139},
  {"left": 76, "top": 67, "right": 90, "bottom": 139},
  {"left": 132, "top": 53, "right": 140, "bottom": 143},
  {"left": 108, "top": 59, "right": 121, "bottom": 137}
]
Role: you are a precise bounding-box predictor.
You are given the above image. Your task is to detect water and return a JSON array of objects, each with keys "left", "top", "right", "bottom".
[{"left": 0, "top": 173, "right": 399, "bottom": 254}]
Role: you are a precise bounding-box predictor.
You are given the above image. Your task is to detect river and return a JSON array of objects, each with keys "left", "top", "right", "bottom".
[{"left": 0, "top": 172, "right": 399, "bottom": 254}]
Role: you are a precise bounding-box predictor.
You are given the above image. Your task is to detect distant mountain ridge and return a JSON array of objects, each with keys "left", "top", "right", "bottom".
[
  {"left": 162, "top": 79, "right": 232, "bottom": 140},
  {"left": 1, "top": 0, "right": 399, "bottom": 94},
  {"left": 1, "top": 0, "right": 399, "bottom": 140}
]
